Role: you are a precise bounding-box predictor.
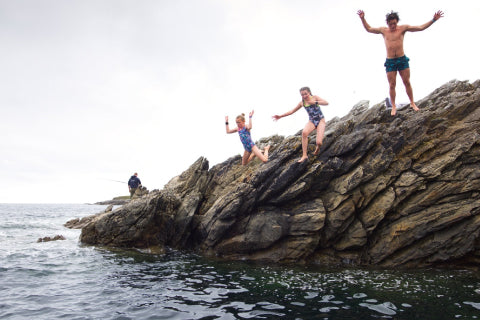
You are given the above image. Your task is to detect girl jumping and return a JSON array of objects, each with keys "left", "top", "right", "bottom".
[
  {"left": 273, "top": 87, "right": 328, "bottom": 163},
  {"left": 226, "top": 110, "right": 270, "bottom": 165}
]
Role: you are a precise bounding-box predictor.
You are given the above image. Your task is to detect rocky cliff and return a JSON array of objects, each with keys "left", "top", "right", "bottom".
[{"left": 77, "top": 80, "right": 480, "bottom": 268}]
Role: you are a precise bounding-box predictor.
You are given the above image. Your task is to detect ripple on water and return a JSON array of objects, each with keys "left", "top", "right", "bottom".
[
  {"left": 359, "top": 301, "right": 398, "bottom": 315},
  {"left": 2, "top": 204, "right": 480, "bottom": 320},
  {"left": 464, "top": 301, "right": 480, "bottom": 310}
]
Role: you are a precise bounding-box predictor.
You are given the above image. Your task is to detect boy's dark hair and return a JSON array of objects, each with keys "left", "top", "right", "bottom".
[{"left": 386, "top": 11, "right": 400, "bottom": 22}]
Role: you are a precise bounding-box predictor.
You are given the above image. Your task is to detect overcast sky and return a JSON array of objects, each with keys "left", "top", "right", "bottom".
[{"left": 1, "top": 0, "right": 478, "bottom": 203}]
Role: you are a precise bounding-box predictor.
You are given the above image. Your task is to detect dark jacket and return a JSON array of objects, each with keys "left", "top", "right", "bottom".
[{"left": 128, "top": 175, "right": 141, "bottom": 188}]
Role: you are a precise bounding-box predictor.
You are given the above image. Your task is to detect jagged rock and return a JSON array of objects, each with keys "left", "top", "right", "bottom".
[
  {"left": 65, "top": 216, "right": 97, "bottom": 229},
  {"left": 78, "top": 79, "right": 480, "bottom": 268},
  {"left": 131, "top": 186, "right": 149, "bottom": 199},
  {"left": 65, "top": 205, "right": 115, "bottom": 229},
  {"left": 37, "top": 235, "right": 66, "bottom": 242}
]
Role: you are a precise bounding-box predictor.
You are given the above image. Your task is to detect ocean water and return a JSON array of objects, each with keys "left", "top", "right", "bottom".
[{"left": 1, "top": 204, "right": 479, "bottom": 320}]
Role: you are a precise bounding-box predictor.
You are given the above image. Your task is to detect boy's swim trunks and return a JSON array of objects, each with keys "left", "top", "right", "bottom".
[{"left": 384, "top": 55, "right": 410, "bottom": 72}]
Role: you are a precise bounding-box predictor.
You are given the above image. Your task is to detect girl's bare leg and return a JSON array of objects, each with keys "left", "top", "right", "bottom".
[
  {"left": 299, "top": 122, "right": 315, "bottom": 162},
  {"left": 251, "top": 145, "right": 269, "bottom": 163},
  {"left": 242, "top": 151, "right": 252, "bottom": 165},
  {"left": 314, "top": 119, "right": 326, "bottom": 155}
]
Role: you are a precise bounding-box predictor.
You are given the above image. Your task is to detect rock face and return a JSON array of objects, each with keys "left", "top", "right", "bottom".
[{"left": 79, "top": 80, "right": 480, "bottom": 268}]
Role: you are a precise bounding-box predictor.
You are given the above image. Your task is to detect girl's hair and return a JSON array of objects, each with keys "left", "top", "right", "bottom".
[
  {"left": 386, "top": 11, "right": 400, "bottom": 22},
  {"left": 236, "top": 113, "right": 246, "bottom": 122},
  {"left": 299, "top": 87, "right": 312, "bottom": 95}
]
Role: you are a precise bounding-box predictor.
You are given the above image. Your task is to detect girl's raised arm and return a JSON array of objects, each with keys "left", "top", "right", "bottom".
[
  {"left": 246, "top": 110, "right": 254, "bottom": 130},
  {"left": 225, "top": 116, "right": 237, "bottom": 134}
]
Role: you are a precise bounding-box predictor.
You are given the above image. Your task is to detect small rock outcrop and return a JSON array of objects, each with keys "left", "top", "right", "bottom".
[
  {"left": 94, "top": 187, "right": 150, "bottom": 205},
  {"left": 65, "top": 205, "right": 114, "bottom": 229},
  {"left": 38, "top": 235, "right": 66, "bottom": 242},
  {"left": 78, "top": 80, "right": 480, "bottom": 268}
]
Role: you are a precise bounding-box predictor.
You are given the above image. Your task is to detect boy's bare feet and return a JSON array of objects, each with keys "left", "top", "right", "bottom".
[
  {"left": 386, "top": 97, "right": 397, "bottom": 116},
  {"left": 314, "top": 145, "right": 321, "bottom": 155},
  {"left": 410, "top": 102, "right": 419, "bottom": 111}
]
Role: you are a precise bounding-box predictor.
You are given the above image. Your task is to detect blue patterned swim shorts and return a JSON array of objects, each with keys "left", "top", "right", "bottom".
[{"left": 384, "top": 55, "right": 410, "bottom": 72}]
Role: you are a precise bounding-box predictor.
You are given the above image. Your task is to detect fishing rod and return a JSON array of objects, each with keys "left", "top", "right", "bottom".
[{"left": 102, "top": 179, "right": 127, "bottom": 184}]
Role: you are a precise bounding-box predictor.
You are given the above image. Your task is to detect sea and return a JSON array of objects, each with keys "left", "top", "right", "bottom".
[{"left": 1, "top": 203, "right": 479, "bottom": 320}]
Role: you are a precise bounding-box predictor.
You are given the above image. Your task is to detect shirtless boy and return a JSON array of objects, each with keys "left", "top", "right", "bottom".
[{"left": 357, "top": 10, "right": 444, "bottom": 116}]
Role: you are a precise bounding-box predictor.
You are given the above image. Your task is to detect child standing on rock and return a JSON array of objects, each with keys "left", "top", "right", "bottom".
[{"left": 226, "top": 110, "right": 270, "bottom": 165}]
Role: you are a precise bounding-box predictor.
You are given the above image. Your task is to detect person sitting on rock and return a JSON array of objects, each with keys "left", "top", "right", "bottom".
[
  {"left": 272, "top": 87, "right": 328, "bottom": 162},
  {"left": 225, "top": 110, "right": 270, "bottom": 165},
  {"left": 127, "top": 172, "right": 142, "bottom": 199}
]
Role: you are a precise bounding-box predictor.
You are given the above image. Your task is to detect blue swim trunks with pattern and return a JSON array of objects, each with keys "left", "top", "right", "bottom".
[{"left": 384, "top": 55, "right": 410, "bottom": 72}]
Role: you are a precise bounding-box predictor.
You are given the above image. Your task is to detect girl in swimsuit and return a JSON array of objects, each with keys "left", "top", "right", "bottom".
[
  {"left": 272, "top": 87, "right": 328, "bottom": 163},
  {"left": 226, "top": 110, "right": 270, "bottom": 166}
]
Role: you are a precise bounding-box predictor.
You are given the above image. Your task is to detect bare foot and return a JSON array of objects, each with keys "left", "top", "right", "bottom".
[
  {"left": 314, "top": 145, "right": 321, "bottom": 155},
  {"left": 386, "top": 98, "right": 397, "bottom": 116},
  {"left": 297, "top": 156, "right": 308, "bottom": 163},
  {"left": 391, "top": 106, "right": 397, "bottom": 116},
  {"left": 410, "top": 102, "right": 419, "bottom": 111}
]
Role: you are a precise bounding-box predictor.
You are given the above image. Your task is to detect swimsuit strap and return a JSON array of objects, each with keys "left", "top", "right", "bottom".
[{"left": 303, "top": 100, "right": 318, "bottom": 108}]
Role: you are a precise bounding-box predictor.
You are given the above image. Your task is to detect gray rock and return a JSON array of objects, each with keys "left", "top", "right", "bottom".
[
  {"left": 77, "top": 79, "right": 480, "bottom": 268},
  {"left": 37, "top": 235, "right": 66, "bottom": 242}
]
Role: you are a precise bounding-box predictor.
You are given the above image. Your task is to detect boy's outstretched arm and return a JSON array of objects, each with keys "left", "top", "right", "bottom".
[
  {"left": 406, "top": 10, "right": 444, "bottom": 32},
  {"left": 357, "top": 10, "right": 382, "bottom": 34}
]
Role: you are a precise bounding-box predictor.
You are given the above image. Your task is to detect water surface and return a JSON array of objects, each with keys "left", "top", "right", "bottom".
[{"left": 1, "top": 204, "right": 479, "bottom": 319}]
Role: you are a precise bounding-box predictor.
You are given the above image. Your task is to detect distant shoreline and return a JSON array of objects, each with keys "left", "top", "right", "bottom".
[{"left": 94, "top": 197, "right": 129, "bottom": 206}]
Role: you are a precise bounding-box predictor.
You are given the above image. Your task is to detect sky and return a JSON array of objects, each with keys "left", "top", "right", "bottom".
[{"left": 1, "top": 0, "right": 478, "bottom": 203}]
